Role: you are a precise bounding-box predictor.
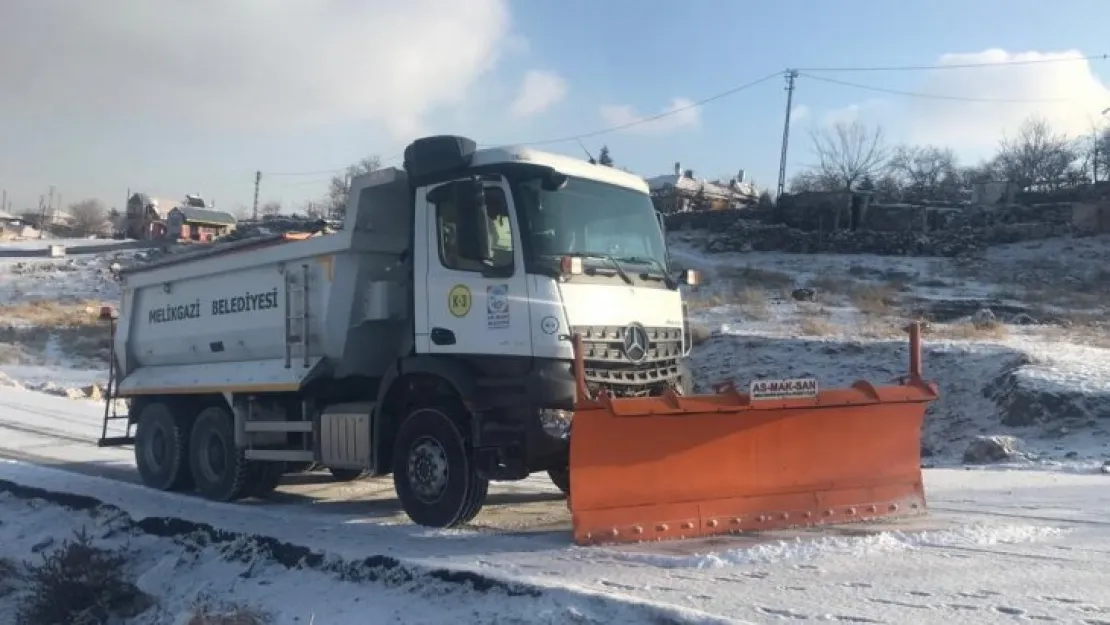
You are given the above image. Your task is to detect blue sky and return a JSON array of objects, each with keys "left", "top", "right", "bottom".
[{"left": 1, "top": 0, "right": 1108, "bottom": 215}]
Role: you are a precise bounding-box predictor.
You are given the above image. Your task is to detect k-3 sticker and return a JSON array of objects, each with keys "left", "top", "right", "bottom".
[{"left": 448, "top": 285, "right": 471, "bottom": 317}]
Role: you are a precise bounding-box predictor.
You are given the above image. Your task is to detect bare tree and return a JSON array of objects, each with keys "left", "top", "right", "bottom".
[
  {"left": 302, "top": 201, "right": 326, "bottom": 220},
  {"left": 807, "top": 121, "right": 891, "bottom": 191},
  {"left": 324, "top": 155, "right": 382, "bottom": 220},
  {"left": 226, "top": 203, "right": 251, "bottom": 220},
  {"left": 888, "top": 145, "right": 959, "bottom": 200},
  {"left": 992, "top": 116, "right": 1079, "bottom": 191},
  {"left": 260, "top": 201, "right": 282, "bottom": 219},
  {"left": 68, "top": 198, "right": 108, "bottom": 237},
  {"left": 787, "top": 170, "right": 841, "bottom": 193},
  {"left": 1080, "top": 126, "right": 1110, "bottom": 183}
]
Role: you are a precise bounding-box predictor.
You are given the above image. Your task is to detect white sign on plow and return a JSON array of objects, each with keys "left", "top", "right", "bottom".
[{"left": 749, "top": 378, "right": 819, "bottom": 400}]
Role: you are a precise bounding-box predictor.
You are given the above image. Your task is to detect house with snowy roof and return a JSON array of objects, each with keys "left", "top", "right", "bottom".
[{"left": 645, "top": 162, "right": 760, "bottom": 213}]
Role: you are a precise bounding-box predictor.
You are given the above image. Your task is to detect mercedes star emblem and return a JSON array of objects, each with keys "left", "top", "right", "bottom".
[{"left": 622, "top": 323, "right": 649, "bottom": 363}]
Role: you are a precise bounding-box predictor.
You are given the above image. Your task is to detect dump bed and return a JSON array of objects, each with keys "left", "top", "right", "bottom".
[{"left": 113, "top": 170, "right": 413, "bottom": 397}]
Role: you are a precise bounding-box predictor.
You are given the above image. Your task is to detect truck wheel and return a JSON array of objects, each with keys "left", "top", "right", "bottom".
[
  {"left": 329, "top": 468, "right": 370, "bottom": 482},
  {"left": 547, "top": 466, "right": 570, "bottom": 497},
  {"left": 246, "top": 462, "right": 286, "bottom": 498},
  {"left": 134, "top": 402, "right": 193, "bottom": 492},
  {"left": 391, "top": 406, "right": 488, "bottom": 528},
  {"left": 188, "top": 405, "right": 254, "bottom": 502}
]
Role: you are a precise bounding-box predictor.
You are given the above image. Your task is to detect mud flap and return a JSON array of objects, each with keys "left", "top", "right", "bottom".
[{"left": 567, "top": 323, "right": 939, "bottom": 546}]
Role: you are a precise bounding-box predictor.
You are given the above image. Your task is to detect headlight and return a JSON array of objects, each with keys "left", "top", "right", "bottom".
[{"left": 539, "top": 408, "right": 573, "bottom": 439}]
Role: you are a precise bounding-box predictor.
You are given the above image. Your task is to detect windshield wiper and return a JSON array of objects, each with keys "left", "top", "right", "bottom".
[
  {"left": 565, "top": 252, "right": 633, "bottom": 284},
  {"left": 615, "top": 256, "right": 677, "bottom": 289}
]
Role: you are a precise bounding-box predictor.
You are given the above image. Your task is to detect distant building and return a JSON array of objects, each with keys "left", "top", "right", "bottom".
[
  {"left": 0, "top": 209, "right": 28, "bottom": 238},
  {"left": 645, "top": 162, "right": 759, "bottom": 213},
  {"left": 166, "top": 206, "right": 238, "bottom": 242},
  {"left": 125, "top": 193, "right": 174, "bottom": 239}
]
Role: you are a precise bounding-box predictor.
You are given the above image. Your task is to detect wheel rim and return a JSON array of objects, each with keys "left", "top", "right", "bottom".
[
  {"left": 143, "top": 424, "right": 169, "bottom": 471},
  {"left": 198, "top": 429, "right": 228, "bottom": 483},
  {"left": 407, "top": 436, "right": 449, "bottom": 503}
]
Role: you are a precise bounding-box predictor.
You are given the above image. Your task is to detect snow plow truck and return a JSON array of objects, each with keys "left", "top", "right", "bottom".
[{"left": 97, "top": 135, "right": 939, "bottom": 545}]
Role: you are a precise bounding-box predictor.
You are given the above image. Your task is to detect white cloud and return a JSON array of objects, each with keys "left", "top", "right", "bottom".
[
  {"left": 906, "top": 49, "right": 1110, "bottom": 151},
  {"left": 791, "top": 104, "right": 811, "bottom": 122},
  {"left": 509, "top": 70, "right": 567, "bottom": 118},
  {"left": 821, "top": 99, "right": 887, "bottom": 127},
  {"left": 598, "top": 97, "right": 701, "bottom": 135},
  {"left": 0, "top": 0, "right": 513, "bottom": 139}
]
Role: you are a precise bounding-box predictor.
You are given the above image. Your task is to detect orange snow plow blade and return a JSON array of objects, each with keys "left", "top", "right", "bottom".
[{"left": 568, "top": 322, "right": 938, "bottom": 546}]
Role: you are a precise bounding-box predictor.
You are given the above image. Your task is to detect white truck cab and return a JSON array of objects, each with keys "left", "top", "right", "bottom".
[{"left": 103, "top": 135, "right": 699, "bottom": 529}]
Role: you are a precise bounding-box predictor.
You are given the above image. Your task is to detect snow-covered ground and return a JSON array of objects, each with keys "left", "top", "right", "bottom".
[
  {"left": 2, "top": 234, "right": 1110, "bottom": 623},
  {"left": 670, "top": 230, "right": 1110, "bottom": 467}
]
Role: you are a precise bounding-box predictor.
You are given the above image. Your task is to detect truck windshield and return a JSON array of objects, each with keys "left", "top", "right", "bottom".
[{"left": 516, "top": 175, "right": 668, "bottom": 271}]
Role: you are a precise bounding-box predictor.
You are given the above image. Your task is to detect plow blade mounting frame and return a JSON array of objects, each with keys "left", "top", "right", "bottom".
[{"left": 567, "top": 322, "right": 939, "bottom": 546}]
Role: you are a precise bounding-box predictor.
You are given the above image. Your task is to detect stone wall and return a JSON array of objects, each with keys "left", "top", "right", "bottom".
[
  {"left": 666, "top": 201, "right": 1100, "bottom": 257},
  {"left": 683, "top": 216, "right": 1074, "bottom": 257}
]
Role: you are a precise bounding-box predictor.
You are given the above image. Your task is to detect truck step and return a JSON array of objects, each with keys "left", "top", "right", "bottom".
[
  {"left": 243, "top": 421, "right": 314, "bottom": 433},
  {"left": 244, "top": 449, "right": 315, "bottom": 462},
  {"left": 97, "top": 436, "right": 135, "bottom": 447}
]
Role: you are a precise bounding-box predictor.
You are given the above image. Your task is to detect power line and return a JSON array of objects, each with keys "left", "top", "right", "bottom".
[
  {"left": 505, "top": 70, "right": 783, "bottom": 148},
  {"left": 259, "top": 71, "right": 781, "bottom": 180},
  {"left": 798, "top": 72, "right": 1072, "bottom": 103},
  {"left": 264, "top": 167, "right": 348, "bottom": 177},
  {"left": 797, "top": 53, "right": 1108, "bottom": 73}
]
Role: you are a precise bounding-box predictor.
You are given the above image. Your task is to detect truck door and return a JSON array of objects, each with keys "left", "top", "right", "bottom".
[{"left": 414, "top": 177, "right": 533, "bottom": 358}]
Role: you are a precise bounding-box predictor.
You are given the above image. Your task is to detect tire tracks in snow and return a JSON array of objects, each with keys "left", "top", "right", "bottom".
[{"left": 0, "top": 477, "right": 733, "bottom": 625}]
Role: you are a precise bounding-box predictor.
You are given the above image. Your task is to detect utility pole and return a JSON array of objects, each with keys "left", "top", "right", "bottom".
[
  {"left": 251, "top": 170, "right": 261, "bottom": 221},
  {"left": 776, "top": 69, "right": 799, "bottom": 201},
  {"left": 1, "top": 190, "right": 6, "bottom": 215},
  {"left": 46, "top": 185, "right": 55, "bottom": 220},
  {"left": 37, "top": 195, "right": 46, "bottom": 238}
]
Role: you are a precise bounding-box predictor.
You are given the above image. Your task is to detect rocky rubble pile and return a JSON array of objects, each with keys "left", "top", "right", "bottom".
[{"left": 983, "top": 361, "right": 1110, "bottom": 431}]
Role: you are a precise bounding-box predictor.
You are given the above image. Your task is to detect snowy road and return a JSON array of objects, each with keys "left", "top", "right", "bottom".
[{"left": 1, "top": 387, "right": 1109, "bottom": 623}]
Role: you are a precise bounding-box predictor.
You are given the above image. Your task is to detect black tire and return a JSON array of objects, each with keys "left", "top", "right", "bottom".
[
  {"left": 134, "top": 402, "right": 193, "bottom": 492},
  {"left": 391, "top": 406, "right": 488, "bottom": 528},
  {"left": 246, "top": 461, "right": 286, "bottom": 498},
  {"left": 188, "top": 405, "right": 254, "bottom": 502},
  {"left": 329, "top": 467, "right": 370, "bottom": 482},
  {"left": 548, "top": 466, "right": 570, "bottom": 497}
]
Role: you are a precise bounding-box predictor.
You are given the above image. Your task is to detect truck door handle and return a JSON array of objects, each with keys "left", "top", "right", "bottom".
[{"left": 430, "top": 327, "right": 456, "bottom": 346}]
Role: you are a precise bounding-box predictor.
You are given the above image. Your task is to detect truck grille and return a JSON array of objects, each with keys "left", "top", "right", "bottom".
[{"left": 570, "top": 324, "right": 683, "bottom": 397}]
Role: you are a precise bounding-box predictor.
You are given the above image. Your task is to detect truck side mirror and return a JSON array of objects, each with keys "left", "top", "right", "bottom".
[
  {"left": 455, "top": 179, "right": 492, "bottom": 263},
  {"left": 678, "top": 268, "right": 701, "bottom": 286}
]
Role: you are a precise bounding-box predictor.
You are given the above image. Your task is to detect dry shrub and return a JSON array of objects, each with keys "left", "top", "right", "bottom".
[
  {"left": 0, "top": 299, "right": 104, "bottom": 327},
  {"left": 186, "top": 602, "right": 271, "bottom": 625},
  {"left": 735, "top": 287, "right": 770, "bottom": 320},
  {"left": 809, "top": 275, "right": 855, "bottom": 295},
  {"left": 16, "top": 528, "right": 152, "bottom": 625},
  {"left": 849, "top": 284, "right": 899, "bottom": 315},
  {"left": 0, "top": 299, "right": 110, "bottom": 365},
  {"left": 685, "top": 284, "right": 775, "bottom": 318},
  {"left": 853, "top": 318, "right": 904, "bottom": 339},
  {"left": 929, "top": 321, "right": 1009, "bottom": 341},
  {"left": 716, "top": 265, "right": 795, "bottom": 290},
  {"left": 0, "top": 556, "right": 20, "bottom": 598},
  {"left": 798, "top": 317, "right": 839, "bottom": 336}
]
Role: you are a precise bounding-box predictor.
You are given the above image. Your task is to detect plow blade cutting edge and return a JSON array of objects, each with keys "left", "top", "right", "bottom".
[{"left": 567, "top": 322, "right": 939, "bottom": 546}]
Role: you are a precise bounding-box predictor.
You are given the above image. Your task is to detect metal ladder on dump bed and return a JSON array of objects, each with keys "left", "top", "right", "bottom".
[
  {"left": 284, "top": 264, "right": 311, "bottom": 369},
  {"left": 97, "top": 306, "right": 134, "bottom": 447}
]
